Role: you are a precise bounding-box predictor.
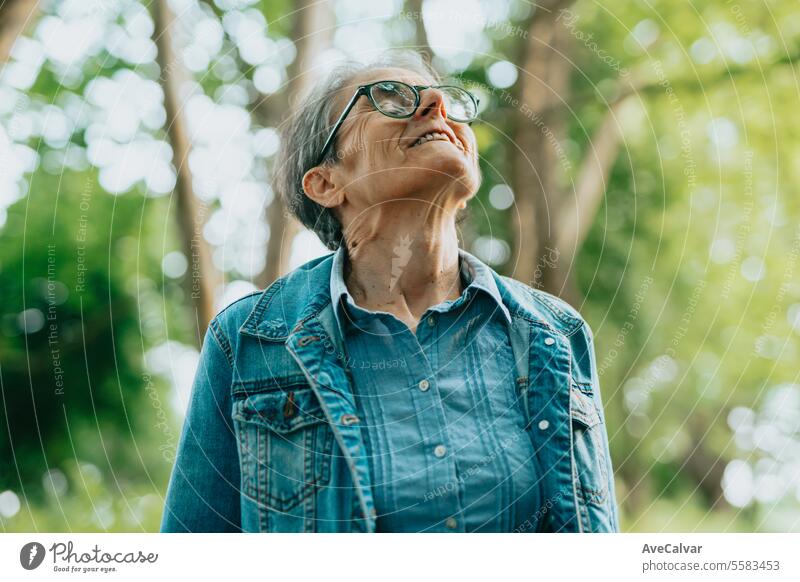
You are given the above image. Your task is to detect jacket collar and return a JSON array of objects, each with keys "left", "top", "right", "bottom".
[
  {"left": 239, "top": 250, "right": 568, "bottom": 341},
  {"left": 238, "top": 253, "right": 334, "bottom": 341}
]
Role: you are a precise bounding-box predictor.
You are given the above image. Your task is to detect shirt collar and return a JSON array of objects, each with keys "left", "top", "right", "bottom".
[
  {"left": 458, "top": 249, "right": 513, "bottom": 326},
  {"left": 329, "top": 245, "right": 512, "bottom": 337}
]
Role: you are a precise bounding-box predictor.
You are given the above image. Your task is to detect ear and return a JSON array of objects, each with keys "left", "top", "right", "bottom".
[{"left": 302, "top": 165, "right": 346, "bottom": 209}]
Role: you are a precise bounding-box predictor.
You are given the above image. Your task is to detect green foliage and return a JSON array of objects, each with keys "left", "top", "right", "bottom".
[
  {"left": 0, "top": 170, "right": 178, "bottom": 526},
  {"left": 2, "top": 0, "right": 799, "bottom": 532}
]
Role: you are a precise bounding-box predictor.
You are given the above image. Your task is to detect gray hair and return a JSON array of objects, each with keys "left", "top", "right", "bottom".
[{"left": 271, "top": 50, "right": 442, "bottom": 250}]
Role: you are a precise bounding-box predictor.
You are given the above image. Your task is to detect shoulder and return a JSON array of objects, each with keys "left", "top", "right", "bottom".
[
  {"left": 200, "top": 291, "right": 264, "bottom": 363},
  {"left": 210, "top": 290, "right": 264, "bottom": 338},
  {"left": 210, "top": 252, "right": 335, "bottom": 342},
  {"left": 497, "top": 276, "right": 598, "bottom": 385},
  {"left": 496, "top": 275, "right": 590, "bottom": 337}
]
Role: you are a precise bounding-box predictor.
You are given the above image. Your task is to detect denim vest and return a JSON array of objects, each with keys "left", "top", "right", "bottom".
[{"left": 161, "top": 253, "right": 620, "bottom": 533}]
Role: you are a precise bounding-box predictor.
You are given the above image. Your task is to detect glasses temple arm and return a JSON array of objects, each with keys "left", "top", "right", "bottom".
[{"left": 315, "top": 87, "right": 365, "bottom": 166}]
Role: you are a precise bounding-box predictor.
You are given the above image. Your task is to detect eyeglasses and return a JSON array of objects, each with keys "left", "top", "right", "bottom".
[{"left": 315, "top": 80, "right": 480, "bottom": 166}]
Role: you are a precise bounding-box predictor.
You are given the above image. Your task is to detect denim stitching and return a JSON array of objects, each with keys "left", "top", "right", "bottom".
[{"left": 209, "top": 318, "right": 234, "bottom": 369}]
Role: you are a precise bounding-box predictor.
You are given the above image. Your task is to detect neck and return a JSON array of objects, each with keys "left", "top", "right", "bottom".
[{"left": 342, "top": 202, "right": 462, "bottom": 329}]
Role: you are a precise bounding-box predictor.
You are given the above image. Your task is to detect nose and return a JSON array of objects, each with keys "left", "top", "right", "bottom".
[{"left": 414, "top": 87, "right": 448, "bottom": 120}]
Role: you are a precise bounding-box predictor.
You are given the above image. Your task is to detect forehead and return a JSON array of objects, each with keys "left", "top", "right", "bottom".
[{"left": 351, "top": 66, "right": 434, "bottom": 88}]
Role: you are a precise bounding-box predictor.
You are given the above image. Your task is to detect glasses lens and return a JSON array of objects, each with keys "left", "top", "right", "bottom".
[
  {"left": 369, "top": 81, "right": 417, "bottom": 117},
  {"left": 438, "top": 86, "right": 477, "bottom": 122}
]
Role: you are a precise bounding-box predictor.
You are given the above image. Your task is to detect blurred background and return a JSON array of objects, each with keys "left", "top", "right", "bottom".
[{"left": 1, "top": 0, "right": 799, "bottom": 532}]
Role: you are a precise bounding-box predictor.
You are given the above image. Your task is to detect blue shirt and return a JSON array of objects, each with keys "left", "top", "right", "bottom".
[{"left": 330, "top": 246, "right": 543, "bottom": 532}]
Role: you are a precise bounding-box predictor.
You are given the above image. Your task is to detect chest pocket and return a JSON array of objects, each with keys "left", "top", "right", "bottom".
[
  {"left": 570, "top": 384, "right": 609, "bottom": 506},
  {"left": 232, "top": 386, "right": 335, "bottom": 512}
]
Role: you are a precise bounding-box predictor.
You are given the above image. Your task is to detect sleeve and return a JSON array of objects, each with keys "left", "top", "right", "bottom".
[
  {"left": 574, "top": 320, "right": 621, "bottom": 532},
  {"left": 160, "top": 318, "right": 242, "bottom": 532}
]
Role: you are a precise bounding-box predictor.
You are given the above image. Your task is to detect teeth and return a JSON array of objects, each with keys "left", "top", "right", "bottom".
[{"left": 412, "top": 131, "right": 451, "bottom": 147}]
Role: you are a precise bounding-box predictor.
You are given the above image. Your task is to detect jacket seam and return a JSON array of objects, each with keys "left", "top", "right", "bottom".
[
  {"left": 500, "top": 276, "right": 584, "bottom": 335},
  {"left": 534, "top": 293, "right": 584, "bottom": 336},
  {"left": 208, "top": 318, "right": 234, "bottom": 370},
  {"left": 248, "top": 279, "right": 285, "bottom": 327},
  {"left": 215, "top": 290, "right": 263, "bottom": 319}
]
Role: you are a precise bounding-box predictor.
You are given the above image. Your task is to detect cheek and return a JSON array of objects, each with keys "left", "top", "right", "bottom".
[
  {"left": 365, "top": 138, "right": 403, "bottom": 176},
  {"left": 351, "top": 120, "right": 370, "bottom": 160},
  {"left": 467, "top": 136, "right": 480, "bottom": 171},
  {"left": 464, "top": 130, "right": 478, "bottom": 154},
  {"left": 352, "top": 120, "right": 396, "bottom": 166}
]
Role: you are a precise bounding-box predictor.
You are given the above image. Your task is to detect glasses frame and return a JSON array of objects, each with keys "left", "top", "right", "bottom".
[{"left": 315, "top": 80, "right": 480, "bottom": 166}]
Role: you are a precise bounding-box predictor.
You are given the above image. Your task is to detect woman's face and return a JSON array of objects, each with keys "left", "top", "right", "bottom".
[{"left": 305, "top": 67, "right": 481, "bottom": 223}]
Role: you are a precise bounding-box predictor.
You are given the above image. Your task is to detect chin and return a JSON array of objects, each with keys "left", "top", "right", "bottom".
[
  {"left": 380, "top": 154, "right": 479, "bottom": 200},
  {"left": 418, "top": 152, "right": 477, "bottom": 183},
  {"left": 437, "top": 163, "right": 480, "bottom": 199}
]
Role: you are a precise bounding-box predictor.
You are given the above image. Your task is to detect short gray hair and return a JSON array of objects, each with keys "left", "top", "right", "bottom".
[{"left": 271, "top": 50, "right": 442, "bottom": 250}]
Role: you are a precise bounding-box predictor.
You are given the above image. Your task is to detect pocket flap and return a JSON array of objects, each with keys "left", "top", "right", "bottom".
[
  {"left": 232, "top": 374, "right": 310, "bottom": 397},
  {"left": 233, "top": 388, "right": 327, "bottom": 433},
  {"left": 570, "top": 385, "right": 602, "bottom": 429}
]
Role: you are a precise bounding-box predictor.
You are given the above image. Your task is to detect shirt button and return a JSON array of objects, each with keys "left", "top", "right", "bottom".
[
  {"left": 418, "top": 379, "right": 430, "bottom": 392},
  {"left": 340, "top": 413, "right": 359, "bottom": 425},
  {"left": 544, "top": 337, "right": 555, "bottom": 346},
  {"left": 433, "top": 444, "right": 447, "bottom": 458},
  {"left": 538, "top": 419, "right": 550, "bottom": 430},
  {"left": 427, "top": 315, "right": 436, "bottom": 327},
  {"left": 445, "top": 517, "right": 458, "bottom": 530}
]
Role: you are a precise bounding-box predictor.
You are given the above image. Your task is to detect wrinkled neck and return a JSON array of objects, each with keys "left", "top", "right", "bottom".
[{"left": 341, "top": 202, "right": 462, "bottom": 324}]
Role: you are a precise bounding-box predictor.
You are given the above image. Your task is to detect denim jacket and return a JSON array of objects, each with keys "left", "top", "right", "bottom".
[{"left": 161, "top": 252, "right": 620, "bottom": 533}]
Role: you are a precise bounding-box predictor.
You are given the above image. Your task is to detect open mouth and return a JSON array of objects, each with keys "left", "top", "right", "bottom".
[{"left": 409, "top": 131, "right": 463, "bottom": 151}]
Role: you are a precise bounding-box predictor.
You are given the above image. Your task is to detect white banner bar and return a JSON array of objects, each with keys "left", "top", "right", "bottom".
[{"left": 1, "top": 533, "right": 798, "bottom": 581}]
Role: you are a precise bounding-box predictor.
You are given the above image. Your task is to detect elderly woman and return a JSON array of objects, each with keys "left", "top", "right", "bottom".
[{"left": 161, "top": 51, "right": 619, "bottom": 533}]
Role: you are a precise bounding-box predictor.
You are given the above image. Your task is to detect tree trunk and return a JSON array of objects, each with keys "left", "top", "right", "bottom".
[
  {"left": 547, "top": 99, "right": 627, "bottom": 302},
  {"left": 683, "top": 412, "right": 727, "bottom": 510},
  {"left": 510, "top": 5, "right": 572, "bottom": 293},
  {"left": 0, "top": 0, "right": 38, "bottom": 63},
  {"left": 509, "top": 2, "right": 626, "bottom": 307},
  {"left": 407, "top": 0, "right": 431, "bottom": 61},
  {"left": 152, "top": 0, "right": 218, "bottom": 343},
  {"left": 258, "top": 0, "right": 334, "bottom": 288}
]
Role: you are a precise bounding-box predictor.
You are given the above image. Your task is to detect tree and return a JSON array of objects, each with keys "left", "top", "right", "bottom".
[
  {"left": 508, "top": 1, "right": 626, "bottom": 304},
  {"left": 152, "top": 0, "right": 219, "bottom": 342},
  {"left": 0, "top": 0, "right": 38, "bottom": 63},
  {"left": 258, "top": 0, "right": 334, "bottom": 287}
]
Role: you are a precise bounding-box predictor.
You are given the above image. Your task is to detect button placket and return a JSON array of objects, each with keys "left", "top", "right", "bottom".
[{"left": 395, "top": 331, "right": 459, "bottom": 527}]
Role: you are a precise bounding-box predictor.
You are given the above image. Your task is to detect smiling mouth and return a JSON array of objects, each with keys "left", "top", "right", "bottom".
[{"left": 409, "top": 131, "right": 463, "bottom": 151}]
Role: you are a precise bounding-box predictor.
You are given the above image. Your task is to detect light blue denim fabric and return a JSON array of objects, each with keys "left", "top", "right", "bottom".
[
  {"left": 161, "top": 251, "right": 619, "bottom": 533},
  {"left": 330, "top": 247, "right": 543, "bottom": 532}
]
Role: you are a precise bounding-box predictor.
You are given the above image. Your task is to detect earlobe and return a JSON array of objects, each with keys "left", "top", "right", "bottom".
[{"left": 302, "top": 166, "right": 345, "bottom": 209}]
